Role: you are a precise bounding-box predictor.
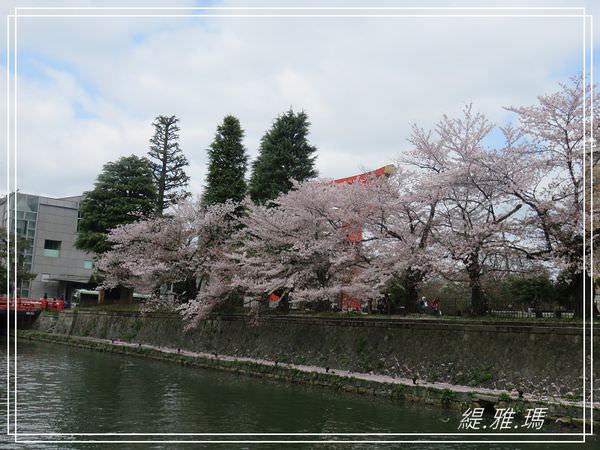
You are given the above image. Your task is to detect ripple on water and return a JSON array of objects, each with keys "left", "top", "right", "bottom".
[{"left": 0, "top": 339, "right": 596, "bottom": 450}]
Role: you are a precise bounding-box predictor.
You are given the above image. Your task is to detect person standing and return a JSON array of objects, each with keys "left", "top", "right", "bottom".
[{"left": 431, "top": 298, "right": 441, "bottom": 316}]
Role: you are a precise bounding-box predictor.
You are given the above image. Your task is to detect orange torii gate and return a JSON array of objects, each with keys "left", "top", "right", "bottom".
[
  {"left": 333, "top": 164, "right": 395, "bottom": 311},
  {"left": 333, "top": 164, "right": 395, "bottom": 185},
  {"left": 268, "top": 164, "right": 395, "bottom": 308}
]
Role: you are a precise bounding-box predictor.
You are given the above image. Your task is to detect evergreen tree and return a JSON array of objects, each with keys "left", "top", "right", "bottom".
[
  {"left": 148, "top": 115, "right": 190, "bottom": 213},
  {"left": 249, "top": 109, "right": 318, "bottom": 203},
  {"left": 75, "top": 155, "right": 157, "bottom": 254},
  {"left": 202, "top": 115, "right": 248, "bottom": 205}
]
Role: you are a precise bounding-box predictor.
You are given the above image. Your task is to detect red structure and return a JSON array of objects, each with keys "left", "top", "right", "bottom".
[
  {"left": 333, "top": 164, "right": 395, "bottom": 185},
  {"left": 268, "top": 165, "right": 395, "bottom": 309},
  {"left": 0, "top": 296, "right": 64, "bottom": 316},
  {"left": 334, "top": 165, "right": 395, "bottom": 311}
]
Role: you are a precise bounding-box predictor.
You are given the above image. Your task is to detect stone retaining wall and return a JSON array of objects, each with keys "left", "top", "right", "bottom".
[
  {"left": 20, "top": 330, "right": 594, "bottom": 427},
  {"left": 33, "top": 310, "right": 599, "bottom": 400}
]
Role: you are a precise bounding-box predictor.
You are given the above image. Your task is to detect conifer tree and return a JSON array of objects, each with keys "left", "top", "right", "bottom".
[
  {"left": 75, "top": 155, "right": 157, "bottom": 254},
  {"left": 148, "top": 115, "right": 190, "bottom": 213},
  {"left": 202, "top": 115, "right": 248, "bottom": 205},
  {"left": 249, "top": 109, "right": 318, "bottom": 203}
]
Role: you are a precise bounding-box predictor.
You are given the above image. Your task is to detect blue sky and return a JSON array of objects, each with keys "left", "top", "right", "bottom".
[{"left": 1, "top": 0, "right": 598, "bottom": 198}]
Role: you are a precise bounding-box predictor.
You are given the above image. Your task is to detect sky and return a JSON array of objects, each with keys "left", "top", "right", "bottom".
[{"left": 1, "top": 0, "right": 599, "bottom": 198}]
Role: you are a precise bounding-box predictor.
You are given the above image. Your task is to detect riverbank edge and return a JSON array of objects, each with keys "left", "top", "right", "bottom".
[{"left": 18, "top": 329, "right": 596, "bottom": 428}]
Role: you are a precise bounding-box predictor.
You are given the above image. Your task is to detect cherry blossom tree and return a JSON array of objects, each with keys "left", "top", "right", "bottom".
[
  {"left": 401, "top": 105, "right": 525, "bottom": 314},
  {"left": 490, "top": 77, "right": 599, "bottom": 316},
  {"left": 367, "top": 124, "right": 450, "bottom": 311},
  {"left": 206, "top": 181, "right": 386, "bottom": 314},
  {"left": 591, "top": 164, "right": 600, "bottom": 299},
  {"left": 350, "top": 168, "right": 439, "bottom": 312},
  {"left": 97, "top": 76, "right": 596, "bottom": 324},
  {"left": 96, "top": 198, "right": 239, "bottom": 313}
]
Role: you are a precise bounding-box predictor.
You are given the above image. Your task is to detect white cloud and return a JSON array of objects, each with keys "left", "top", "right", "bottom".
[{"left": 3, "top": 2, "right": 597, "bottom": 198}]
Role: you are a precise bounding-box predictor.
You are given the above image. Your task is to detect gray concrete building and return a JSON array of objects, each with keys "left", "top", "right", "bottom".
[{"left": 0, "top": 192, "right": 95, "bottom": 299}]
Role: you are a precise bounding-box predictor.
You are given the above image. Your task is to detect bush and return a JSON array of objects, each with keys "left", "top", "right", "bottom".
[{"left": 486, "top": 273, "right": 574, "bottom": 311}]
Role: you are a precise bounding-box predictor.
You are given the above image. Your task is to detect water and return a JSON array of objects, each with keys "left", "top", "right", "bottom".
[{"left": 1, "top": 339, "right": 596, "bottom": 449}]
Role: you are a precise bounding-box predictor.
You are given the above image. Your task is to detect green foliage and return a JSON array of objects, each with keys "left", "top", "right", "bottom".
[
  {"left": 337, "top": 355, "right": 351, "bottom": 366},
  {"left": 423, "top": 279, "right": 470, "bottom": 313},
  {"left": 412, "top": 273, "right": 572, "bottom": 315},
  {"left": 329, "top": 375, "right": 346, "bottom": 389},
  {"left": 565, "top": 392, "right": 582, "bottom": 401},
  {"left": 249, "top": 109, "right": 318, "bottom": 204},
  {"left": 498, "top": 393, "right": 512, "bottom": 401},
  {"left": 554, "top": 270, "right": 584, "bottom": 309},
  {"left": 355, "top": 336, "right": 367, "bottom": 353},
  {"left": 75, "top": 155, "right": 157, "bottom": 254},
  {"left": 440, "top": 388, "right": 456, "bottom": 407},
  {"left": 202, "top": 115, "right": 248, "bottom": 206},
  {"left": 499, "top": 275, "right": 556, "bottom": 305},
  {"left": 469, "top": 366, "right": 493, "bottom": 385},
  {"left": 487, "top": 273, "right": 573, "bottom": 310},
  {"left": 391, "top": 384, "right": 405, "bottom": 397},
  {"left": 512, "top": 400, "right": 526, "bottom": 415},
  {"left": 386, "top": 275, "right": 470, "bottom": 315},
  {"left": 148, "top": 115, "right": 190, "bottom": 213},
  {"left": 122, "top": 318, "right": 143, "bottom": 341}
]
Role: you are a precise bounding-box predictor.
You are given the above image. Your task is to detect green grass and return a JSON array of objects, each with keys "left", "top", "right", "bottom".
[
  {"left": 121, "top": 318, "right": 143, "bottom": 341},
  {"left": 565, "top": 393, "right": 583, "bottom": 402},
  {"left": 391, "top": 384, "right": 405, "bottom": 397},
  {"left": 469, "top": 366, "right": 494, "bottom": 385},
  {"left": 440, "top": 388, "right": 457, "bottom": 407}
]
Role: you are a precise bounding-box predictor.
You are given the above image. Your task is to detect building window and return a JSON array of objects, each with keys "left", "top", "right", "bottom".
[
  {"left": 83, "top": 260, "right": 93, "bottom": 270},
  {"left": 16, "top": 219, "right": 27, "bottom": 236},
  {"left": 19, "top": 280, "right": 30, "bottom": 298},
  {"left": 41, "top": 273, "right": 50, "bottom": 282},
  {"left": 43, "top": 240, "right": 61, "bottom": 257}
]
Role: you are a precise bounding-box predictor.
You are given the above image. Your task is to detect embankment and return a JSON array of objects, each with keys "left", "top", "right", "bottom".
[
  {"left": 20, "top": 329, "right": 596, "bottom": 427},
  {"left": 32, "top": 310, "right": 598, "bottom": 404}
]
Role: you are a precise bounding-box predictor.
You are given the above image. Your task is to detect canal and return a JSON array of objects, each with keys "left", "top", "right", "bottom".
[{"left": 1, "top": 339, "right": 596, "bottom": 449}]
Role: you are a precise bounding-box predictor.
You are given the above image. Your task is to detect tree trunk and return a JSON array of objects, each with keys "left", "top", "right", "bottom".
[
  {"left": 403, "top": 267, "right": 423, "bottom": 313},
  {"left": 470, "top": 280, "right": 487, "bottom": 316},
  {"left": 467, "top": 252, "right": 487, "bottom": 316},
  {"left": 277, "top": 292, "right": 290, "bottom": 313},
  {"left": 158, "top": 123, "right": 170, "bottom": 213},
  {"left": 573, "top": 271, "right": 596, "bottom": 318}
]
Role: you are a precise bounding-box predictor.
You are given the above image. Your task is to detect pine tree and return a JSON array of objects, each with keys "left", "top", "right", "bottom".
[
  {"left": 75, "top": 155, "right": 157, "bottom": 254},
  {"left": 202, "top": 115, "right": 248, "bottom": 205},
  {"left": 249, "top": 109, "right": 318, "bottom": 203},
  {"left": 148, "top": 115, "right": 190, "bottom": 213}
]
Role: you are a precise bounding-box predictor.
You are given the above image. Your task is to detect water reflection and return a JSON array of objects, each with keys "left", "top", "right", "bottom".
[{"left": 0, "top": 339, "right": 594, "bottom": 449}]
